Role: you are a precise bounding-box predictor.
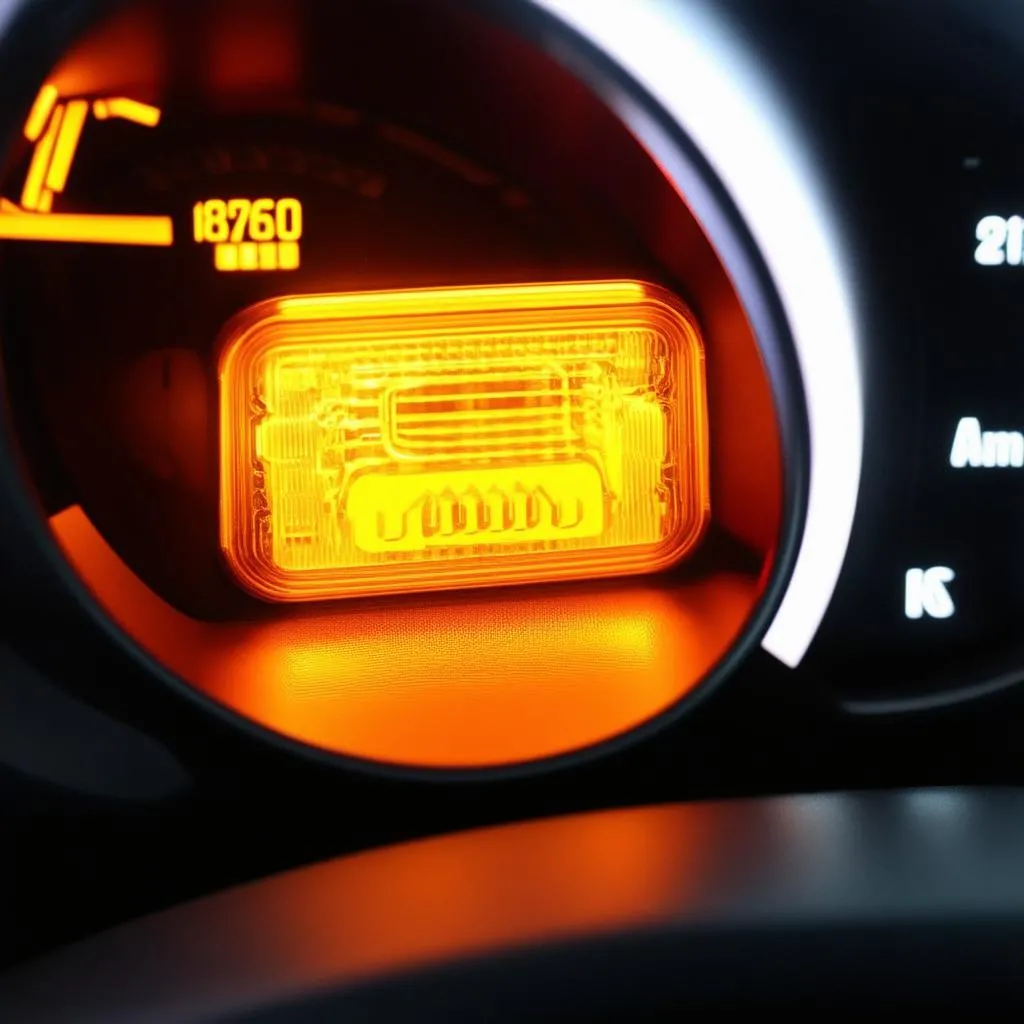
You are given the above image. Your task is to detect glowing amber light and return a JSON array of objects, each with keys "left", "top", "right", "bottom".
[
  {"left": 20, "top": 102, "right": 63, "bottom": 211},
  {"left": 23, "top": 84, "right": 58, "bottom": 142},
  {"left": 45, "top": 98, "right": 88, "bottom": 194},
  {"left": 194, "top": 197, "right": 303, "bottom": 272},
  {"left": 220, "top": 281, "right": 709, "bottom": 601},
  {"left": 0, "top": 211, "right": 173, "bottom": 245},
  {"left": 52, "top": 505, "right": 753, "bottom": 768},
  {"left": 92, "top": 97, "right": 162, "bottom": 127}
]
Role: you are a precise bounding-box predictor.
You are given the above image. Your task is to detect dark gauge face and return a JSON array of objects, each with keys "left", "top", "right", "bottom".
[
  {"left": 0, "top": 0, "right": 792, "bottom": 771},
  {"left": 9, "top": 101, "right": 658, "bottom": 617}
]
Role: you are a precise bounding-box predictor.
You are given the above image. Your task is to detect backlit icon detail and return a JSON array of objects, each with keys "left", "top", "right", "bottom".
[
  {"left": 219, "top": 280, "right": 711, "bottom": 601},
  {"left": 904, "top": 566, "right": 956, "bottom": 620}
]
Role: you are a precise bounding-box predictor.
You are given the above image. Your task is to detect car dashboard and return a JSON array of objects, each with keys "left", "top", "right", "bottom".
[{"left": 3, "top": 0, "right": 1024, "bottom": 1017}]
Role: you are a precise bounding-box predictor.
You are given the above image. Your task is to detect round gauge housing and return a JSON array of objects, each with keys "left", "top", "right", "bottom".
[{"left": 0, "top": 0, "right": 803, "bottom": 771}]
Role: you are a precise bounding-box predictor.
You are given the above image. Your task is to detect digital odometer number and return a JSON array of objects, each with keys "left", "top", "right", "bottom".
[{"left": 192, "top": 197, "right": 303, "bottom": 272}]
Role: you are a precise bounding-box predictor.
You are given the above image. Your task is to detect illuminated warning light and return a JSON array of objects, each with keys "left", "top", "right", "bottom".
[{"left": 219, "top": 281, "right": 710, "bottom": 601}]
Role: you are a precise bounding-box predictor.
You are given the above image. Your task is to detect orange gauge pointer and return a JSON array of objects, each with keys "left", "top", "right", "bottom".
[{"left": 0, "top": 209, "right": 173, "bottom": 245}]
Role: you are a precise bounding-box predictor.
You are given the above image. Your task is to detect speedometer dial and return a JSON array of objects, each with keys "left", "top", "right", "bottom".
[{"left": 0, "top": 0, "right": 796, "bottom": 771}]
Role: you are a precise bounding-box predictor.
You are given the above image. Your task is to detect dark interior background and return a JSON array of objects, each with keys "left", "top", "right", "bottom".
[{"left": 4, "top": 0, "right": 1024, "bottom": 970}]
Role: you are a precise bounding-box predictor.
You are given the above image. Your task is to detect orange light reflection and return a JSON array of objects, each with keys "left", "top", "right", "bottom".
[
  {"left": 48, "top": 4, "right": 165, "bottom": 98},
  {"left": 52, "top": 505, "right": 754, "bottom": 768},
  {"left": 238, "top": 806, "right": 716, "bottom": 986},
  {"left": 204, "top": 0, "right": 300, "bottom": 96}
]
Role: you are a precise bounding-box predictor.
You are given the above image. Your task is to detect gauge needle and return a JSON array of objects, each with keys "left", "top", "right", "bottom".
[{"left": 0, "top": 208, "right": 173, "bottom": 246}]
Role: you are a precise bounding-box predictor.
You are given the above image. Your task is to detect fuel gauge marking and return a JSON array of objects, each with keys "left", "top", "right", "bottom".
[{"left": 0, "top": 84, "right": 173, "bottom": 245}]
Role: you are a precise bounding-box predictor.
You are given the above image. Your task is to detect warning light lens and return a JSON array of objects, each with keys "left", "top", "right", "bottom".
[{"left": 219, "top": 281, "right": 709, "bottom": 601}]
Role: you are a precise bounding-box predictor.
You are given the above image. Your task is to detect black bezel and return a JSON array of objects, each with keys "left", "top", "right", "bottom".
[{"left": 0, "top": 0, "right": 810, "bottom": 782}]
